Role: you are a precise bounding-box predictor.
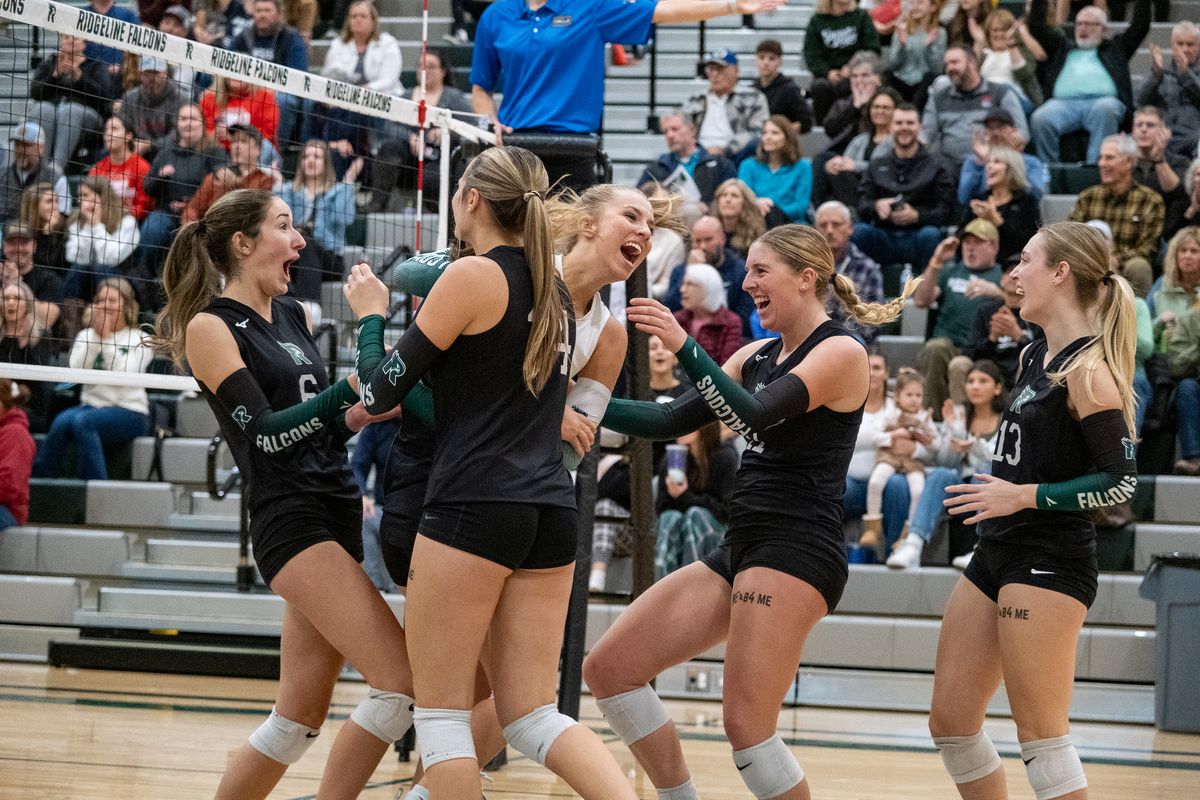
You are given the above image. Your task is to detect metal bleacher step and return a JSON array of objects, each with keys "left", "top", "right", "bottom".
[
  {"left": 48, "top": 638, "right": 282, "bottom": 679},
  {"left": 1135, "top": 523, "right": 1200, "bottom": 571},
  {"left": 84, "top": 480, "right": 175, "bottom": 528},
  {"left": 0, "top": 526, "right": 131, "bottom": 576},
  {"left": 0, "top": 624, "right": 80, "bottom": 662},
  {"left": 1151, "top": 475, "right": 1200, "bottom": 524},
  {"left": 0, "top": 574, "right": 84, "bottom": 626},
  {"left": 188, "top": 490, "right": 241, "bottom": 518},
  {"left": 130, "top": 437, "right": 234, "bottom": 486}
]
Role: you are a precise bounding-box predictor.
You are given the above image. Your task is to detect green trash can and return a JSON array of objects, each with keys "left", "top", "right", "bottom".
[{"left": 1138, "top": 552, "right": 1200, "bottom": 733}]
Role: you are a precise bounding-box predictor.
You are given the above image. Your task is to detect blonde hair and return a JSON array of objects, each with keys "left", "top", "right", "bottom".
[
  {"left": 1, "top": 279, "right": 42, "bottom": 345},
  {"left": 151, "top": 189, "right": 276, "bottom": 364},
  {"left": 459, "top": 146, "right": 564, "bottom": 395},
  {"left": 1163, "top": 227, "right": 1200, "bottom": 292},
  {"left": 293, "top": 140, "right": 337, "bottom": 193},
  {"left": 1039, "top": 222, "right": 1138, "bottom": 433},
  {"left": 88, "top": 276, "right": 140, "bottom": 330},
  {"left": 340, "top": 0, "right": 381, "bottom": 42},
  {"left": 73, "top": 176, "right": 126, "bottom": 233},
  {"left": 903, "top": 0, "right": 945, "bottom": 30},
  {"left": 757, "top": 224, "right": 917, "bottom": 326},
  {"left": 713, "top": 179, "right": 766, "bottom": 257},
  {"left": 18, "top": 181, "right": 57, "bottom": 231},
  {"left": 988, "top": 147, "right": 1028, "bottom": 193},
  {"left": 545, "top": 184, "right": 687, "bottom": 254}
]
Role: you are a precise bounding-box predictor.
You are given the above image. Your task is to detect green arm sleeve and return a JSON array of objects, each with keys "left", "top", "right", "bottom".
[
  {"left": 388, "top": 248, "right": 452, "bottom": 296},
  {"left": 600, "top": 390, "right": 715, "bottom": 441},
  {"left": 354, "top": 314, "right": 437, "bottom": 428},
  {"left": 1035, "top": 410, "right": 1138, "bottom": 511},
  {"left": 213, "top": 368, "right": 359, "bottom": 454}
]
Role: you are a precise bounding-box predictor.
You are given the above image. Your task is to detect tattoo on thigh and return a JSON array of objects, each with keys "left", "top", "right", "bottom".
[
  {"left": 997, "top": 605, "right": 1029, "bottom": 620},
  {"left": 731, "top": 590, "right": 773, "bottom": 607}
]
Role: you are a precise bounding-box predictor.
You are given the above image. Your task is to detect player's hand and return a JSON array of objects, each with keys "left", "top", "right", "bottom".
[
  {"left": 944, "top": 474, "right": 1038, "bottom": 524},
  {"left": 343, "top": 262, "right": 390, "bottom": 319},
  {"left": 626, "top": 297, "right": 688, "bottom": 352},
  {"left": 561, "top": 408, "right": 598, "bottom": 457}
]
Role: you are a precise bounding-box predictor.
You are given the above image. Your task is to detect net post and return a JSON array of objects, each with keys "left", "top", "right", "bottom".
[{"left": 438, "top": 124, "right": 452, "bottom": 250}]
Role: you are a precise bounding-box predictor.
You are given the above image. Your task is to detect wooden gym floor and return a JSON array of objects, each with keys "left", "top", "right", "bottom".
[{"left": 1, "top": 663, "right": 1198, "bottom": 798}]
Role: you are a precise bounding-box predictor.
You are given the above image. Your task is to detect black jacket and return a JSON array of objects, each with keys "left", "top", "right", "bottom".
[
  {"left": 857, "top": 144, "right": 953, "bottom": 230},
  {"left": 143, "top": 141, "right": 229, "bottom": 209},
  {"left": 30, "top": 58, "right": 117, "bottom": 112},
  {"left": 756, "top": 74, "right": 813, "bottom": 134}
]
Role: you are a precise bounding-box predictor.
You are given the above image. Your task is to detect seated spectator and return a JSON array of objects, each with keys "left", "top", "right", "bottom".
[
  {"left": 853, "top": 103, "right": 953, "bottom": 268},
  {"left": 886, "top": 359, "right": 1005, "bottom": 569},
  {"left": 885, "top": 0, "right": 946, "bottom": 107},
  {"left": 323, "top": 1, "right": 403, "bottom": 96},
  {"left": 64, "top": 177, "right": 140, "bottom": 302},
  {"left": 0, "top": 223, "right": 62, "bottom": 330},
  {"left": 640, "top": 183, "right": 688, "bottom": 300},
  {"left": 1138, "top": 21, "right": 1200, "bottom": 158},
  {"left": 1027, "top": 0, "right": 1151, "bottom": 163},
  {"left": 193, "top": 0, "right": 232, "bottom": 45},
  {"left": 914, "top": 221, "right": 1004, "bottom": 415},
  {"left": 1069, "top": 134, "right": 1163, "bottom": 296},
  {"left": 639, "top": 111, "right": 737, "bottom": 210},
  {"left": 970, "top": 8, "right": 1046, "bottom": 112},
  {"left": 818, "top": 86, "right": 900, "bottom": 210},
  {"left": 18, "top": 182, "right": 68, "bottom": 275},
  {"left": 1132, "top": 107, "right": 1193, "bottom": 239},
  {"left": 713, "top": 179, "right": 767, "bottom": 258},
  {"left": 753, "top": 39, "right": 813, "bottom": 134},
  {"left": 738, "top": 115, "right": 813, "bottom": 226},
  {"left": 675, "top": 262, "right": 744, "bottom": 364},
  {"left": 183, "top": 124, "right": 275, "bottom": 223},
  {"left": 961, "top": 257, "right": 1041, "bottom": 388},
  {"left": 966, "top": 146, "right": 1042, "bottom": 263},
  {"left": 921, "top": 46, "right": 1028, "bottom": 179},
  {"left": 285, "top": 0, "right": 318, "bottom": 40},
  {"left": 116, "top": 56, "right": 190, "bottom": 158},
  {"left": 158, "top": 7, "right": 210, "bottom": 99},
  {"left": 843, "top": 350, "right": 914, "bottom": 551},
  {"left": 27, "top": 34, "right": 116, "bottom": 168},
  {"left": 200, "top": 77, "right": 280, "bottom": 152},
  {"left": 662, "top": 215, "right": 754, "bottom": 328},
  {"left": 33, "top": 278, "right": 151, "bottom": 481},
  {"left": 1149, "top": 227, "right": 1200, "bottom": 346},
  {"left": 942, "top": 0, "right": 990, "bottom": 48},
  {"left": 0, "top": 124, "right": 69, "bottom": 226},
  {"left": 1166, "top": 158, "right": 1200, "bottom": 241},
  {"left": 0, "top": 282, "right": 53, "bottom": 431},
  {"left": 89, "top": 115, "right": 153, "bottom": 222},
  {"left": 821, "top": 50, "right": 884, "bottom": 155},
  {"left": 0, "top": 377, "right": 35, "bottom": 533},
  {"left": 682, "top": 49, "right": 769, "bottom": 164},
  {"left": 84, "top": 0, "right": 140, "bottom": 76},
  {"left": 806, "top": 0, "right": 882, "bottom": 121},
  {"left": 1167, "top": 306, "right": 1200, "bottom": 475},
  {"left": 957, "top": 107, "right": 1050, "bottom": 204},
  {"left": 281, "top": 140, "right": 361, "bottom": 303},
  {"left": 231, "top": 0, "right": 309, "bottom": 148},
  {"left": 218, "top": 0, "right": 256, "bottom": 50},
  {"left": 814, "top": 200, "right": 884, "bottom": 342}
]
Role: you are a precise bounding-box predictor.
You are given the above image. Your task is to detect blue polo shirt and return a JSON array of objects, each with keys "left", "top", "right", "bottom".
[
  {"left": 471, "top": 0, "right": 656, "bottom": 133},
  {"left": 83, "top": 3, "right": 140, "bottom": 67}
]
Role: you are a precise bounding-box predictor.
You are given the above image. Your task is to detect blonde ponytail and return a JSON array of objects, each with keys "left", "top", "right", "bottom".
[{"left": 832, "top": 272, "right": 920, "bottom": 327}]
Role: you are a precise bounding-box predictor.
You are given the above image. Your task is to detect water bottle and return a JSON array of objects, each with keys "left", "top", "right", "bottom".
[{"left": 900, "top": 263, "right": 914, "bottom": 292}]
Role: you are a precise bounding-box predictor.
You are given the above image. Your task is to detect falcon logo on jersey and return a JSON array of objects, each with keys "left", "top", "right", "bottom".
[
  {"left": 231, "top": 405, "right": 252, "bottom": 430},
  {"left": 278, "top": 342, "right": 312, "bottom": 365},
  {"left": 1010, "top": 385, "right": 1036, "bottom": 414},
  {"left": 1122, "top": 437, "right": 1136, "bottom": 460},
  {"left": 383, "top": 353, "right": 406, "bottom": 386},
  {"left": 753, "top": 382, "right": 766, "bottom": 393},
  {"left": 235, "top": 319, "right": 249, "bottom": 329}
]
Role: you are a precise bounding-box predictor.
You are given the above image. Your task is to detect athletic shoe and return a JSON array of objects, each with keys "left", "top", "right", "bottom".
[
  {"left": 1173, "top": 457, "right": 1200, "bottom": 476},
  {"left": 952, "top": 551, "right": 974, "bottom": 570},
  {"left": 886, "top": 534, "right": 924, "bottom": 570},
  {"left": 588, "top": 568, "right": 607, "bottom": 593}
]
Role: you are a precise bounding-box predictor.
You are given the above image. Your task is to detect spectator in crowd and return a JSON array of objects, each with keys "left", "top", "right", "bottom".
[
  {"left": 138, "top": 104, "right": 228, "bottom": 284},
  {"left": 966, "top": 146, "right": 1043, "bottom": 263},
  {"left": 753, "top": 38, "right": 813, "bottom": 134},
  {"left": 640, "top": 111, "right": 737, "bottom": 209},
  {"left": 351, "top": 415, "right": 401, "bottom": 593},
  {"left": 115, "top": 56, "right": 191, "bottom": 158},
  {"left": 285, "top": 0, "right": 318, "bottom": 40},
  {"left": 89, "top": 115, "right": 153, "bottom": 222},
  {"left": 200, "top": 77, "right": 280, "bottom": 152},
  {"left": 640, "top": 182, "right": 689, "bottom": 300},
  {"left": 1150, "top": 227, "right": 1200, "bottom": 346},
  {"left": 737, "top": 115, "right": 813, "bottom": 226},
  {"left": 1, "top": 223, "right": 63, "bottom": 330},
  {"left": 231, "top": 0, "right": 309, "bottom": 148},
  {"left": 182, "top": 124, "right": 274, "bottom": 223},
  {"left": 682, "top": 49, "right": 770, "bottom": 164},
  {"left": 943, "top": 0, "right": 990, "bottom": 48},
  {"left": 713, "top": 179, "right": 767, "bottom": 257},
  {"left": 814, "top": 200, "right": 884, "bottom": 342},
  {"left": 921, "top": 46, "right": 1028, "bottom": 178},
  {"left": 957, "top": 107, "right": 1050, "bottom": 204},
  {"left": 674, "top": 262, "right": 744, "bottom": 364},
  {"left": 662, "top": 215, "right": 754, "bottom": 326},
  {"left": 885, "top": 359, "right": 1006, "bottom": 569},
  {"left": 282, "top": 140, "right": 361, "bottom": 258},
  {"left": 1132, "top": 106, "right": 1193, "bottom": 239},
  {"left": 194, "top": 0, "right": 236, "bottom": 47},
  {"left": 1028, "top": 0, "right": 1151, "bottom": 163},
  {"left": 885, "top": 0, "right": 946, "bottom": 107},
  {"left": 1139, "top": 22, "right": 1200, "bottom": 158},
  {"left": 1167, "top": 300, "right": 1200, "bottom": 474},
  {"left": 137, "top": 0, "right": 179, "bottom": 28},
  {"left": 805, "top": 0, "right": 882, "bottom": 120},
  {"left": 970, "top": 8, "right": 1046, "bottom": 112},
  {"left": 18, "top": 183, "right": 68, "bottom": 276},
  {"left": 1165, "top": 158, "right": 1200, "bottom": 241},
  {"left": 821, "top": 50, "right": 884, "bottom": 154},
  {"left": 84, "top": 0, "right": 140, "bottom": 74},
  {"left": 853, "top": 103, "right": 953, "bottom": 267},
  {"left": 1, "top": 282, "right": 53, "bottom": 432},
  {"left": 818, "top": 85, "right": 899, "bottom": 209},
  {"left": 324, "top": 1, "right": 402, "bottom": 95},
  {"left": 33, "top": 278, "right": 151, "bottom": 480},
  {"left": 158, "top": 6, "right": 210, "bottom": 99},
  {"left": 914, "top": 220, "right": 1004, "bottom": 415},
  {"left": 961, "top": 257, "right": 1041, "bottom": 388},
  {"left": 28, "top": 34, "right": 116, "bottom": 168},
  {"left": 0, "top": 377, "right": 35, "bottom": 533},
  {"left": 1069, "top": 134, "right": 1163, "bottom": 296},
  {"left": 64, "top": 177, "right": 140, "bottom": 302}
]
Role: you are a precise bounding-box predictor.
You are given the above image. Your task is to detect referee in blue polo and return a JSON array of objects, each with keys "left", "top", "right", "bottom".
[{"left": 471, "top": 0, "right": 785, "bottom": 192}]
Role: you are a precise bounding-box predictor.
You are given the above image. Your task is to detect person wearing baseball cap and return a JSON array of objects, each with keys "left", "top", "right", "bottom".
[
  {"left": 1, "top": 221, "right": 64, "bottom": 329},
  {"left": 958, "top": 103, "right": 1050, "bottom": 205},
  {"left": 682, "top": 46, "right": 770, "bottom": 162},
  {"left": 182, "top": 123, "right": 273, "bottom": 223},
  {"left": 119, "top": 54, "right": 190, "bottom": 158},
  {"left": 0, "top": 121, "right": 68, "bottom": 226}
]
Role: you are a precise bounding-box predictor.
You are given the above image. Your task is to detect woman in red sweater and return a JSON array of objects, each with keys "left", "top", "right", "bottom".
[
  {"left": 0, "top": 378, "right": 35, "bottom": 531},
  {"left": 673, "top": 261, "right": 745, "bottom": 363},
  {"left": 200, "top": 77, "right": 279, "bottom": 150},
  {"left": 89, "top": 115, "right": 152, "bottom": 221}
]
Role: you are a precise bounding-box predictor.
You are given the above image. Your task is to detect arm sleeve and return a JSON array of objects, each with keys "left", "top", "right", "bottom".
[
  {"left": 1035, "top": 410, "right": 1138, "bottom": 510},
  {"left": 354, "top": 314, "right": 443, "bottom": 415},
  {"left": 388, "top": 248, "right": 453, "bottom": 295},
  {"left": 211, "top": 367, "right": 359, "bottom": 454},
  {"left": 601, "top": 387, "right": 719, "bottom": 441}
]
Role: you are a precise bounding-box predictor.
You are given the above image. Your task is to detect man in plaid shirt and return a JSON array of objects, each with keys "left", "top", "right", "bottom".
[{"left": 1070, "top": 134, "right": 1163, "bottom": 296}]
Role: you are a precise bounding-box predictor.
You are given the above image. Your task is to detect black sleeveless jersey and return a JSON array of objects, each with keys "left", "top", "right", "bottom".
[
  {"left": 730, "top": 321, "right": 865, "bottom": 541},
  {"left": 384, "top": 406, "right": 435, "bottom": 498},
  {"left": 198, "top": 297, "right": 358, "bottom": 531},
  {"left": 424, "top": 246, "right": 576, "bottom": 508},
  {"left": 979, "top": 336, "right": 1096, "bottom": 555}
]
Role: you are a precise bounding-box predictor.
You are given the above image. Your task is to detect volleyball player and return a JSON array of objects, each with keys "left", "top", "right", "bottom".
[
  {"left": 152, "top": 189, "right": 415, "bottom": 800},
  {"left": 583, "top": 224, "right": 915, "bottom": 800},
  {"left": 936, "top": 222, "right": 1138, "bottom": 800},
  {"left": 343, "top": 147, "right": 638, "bottom": 799}
]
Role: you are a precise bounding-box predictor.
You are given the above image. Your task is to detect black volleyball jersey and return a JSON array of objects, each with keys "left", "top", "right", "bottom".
[
  {"left": 978, "top": 336, "right": 1097, "bottom": 555},
  {"left": 730, "top": 322, "right": 865, "bottom": 539},
  {"left": 198, "top": 297, "right": 358, "bottom": 527},
  {"left": 384, "top": 404, "right": 435, "bottom": 498},
  {"left": 424, "top": 245, "right": 576, "bottom": 508}
]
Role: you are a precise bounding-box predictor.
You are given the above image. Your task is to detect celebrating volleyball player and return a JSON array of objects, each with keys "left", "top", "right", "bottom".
[
  {"left": 936, "top": 222, "right": 1138, "bottom": 800},
  {"left": 583, "top": 224, "right": 914, "bottom": 800},
  {"left": 151, "top": 189, "right": 415, "bottom": 800},
  {"left": 343, "top": 146, "right": 637, "bottom": 799}
]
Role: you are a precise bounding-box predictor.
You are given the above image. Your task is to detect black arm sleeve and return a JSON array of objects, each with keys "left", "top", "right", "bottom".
[
  {"left": 355, "top": 315, "right": 444, "bottom": 415},
  {"left": 212, "top": 368, "right": 358, "bottom": 454}
]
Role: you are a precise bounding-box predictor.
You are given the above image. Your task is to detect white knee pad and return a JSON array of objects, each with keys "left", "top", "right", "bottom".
[
  {"left": 349, "top": 688, "right": 415, "bottom": 743},
  {"left": 1020, "top": 735, "right": 1087, "bottom": 800},
  {"left": 594, "top": 685, "right": 671, "bottom": 746},
  {"left": 413, "top": 707, "right": 475, "bottom": 769},
  {"left": 731, "top": 734, "right": 804, "bottom": 799},
  {"left": 502, "top": 704, "right": 578, "bottom": 766},
  {"left": 247, "top": 707, "right": 321, "bottom": 765},
  {"left": 933, "top": 730, "right": 1003, "bottom": 784},
  {"left": 657, "top": 779, "right": 700, "bottom": 800}
]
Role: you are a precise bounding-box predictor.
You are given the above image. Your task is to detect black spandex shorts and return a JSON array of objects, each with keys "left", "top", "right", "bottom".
[
  {"left": 701, "top": 521, "right": 849, "bottom": 613},
  {"left": 417, "top": 501, "right": 578, "bottom": 571},
  {"left": 379, "top": 482, "right": 426, "bottom": 587},
  {"left": 964, "top": 537, "right": 1099, "bottom": 608},
  {"left": 253, "top": 495, "right": 363, "bottom": 587}
]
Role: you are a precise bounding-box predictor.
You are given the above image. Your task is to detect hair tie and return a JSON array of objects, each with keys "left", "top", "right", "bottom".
[
  {"left": 195, "top": 218, "right": 208, "bottom": 236},
  {"left": 1102, "top": 271, "right": 1115, "bottom": 284},
  {"left": 523, "top": 190, "right": 543, "bottom": 202}
]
